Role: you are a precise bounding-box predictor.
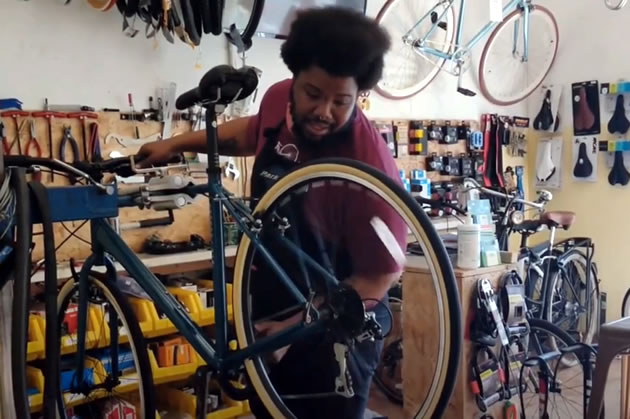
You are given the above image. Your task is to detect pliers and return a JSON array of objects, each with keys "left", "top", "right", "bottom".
[
  {"left": 59, "top": 126, "right": 80, "bottom": 183},
  {"left": 25, "top": 120, "right": 42, "bottom": 157}
]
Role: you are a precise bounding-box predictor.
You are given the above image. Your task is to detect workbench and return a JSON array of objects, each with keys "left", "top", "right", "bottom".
[{"left": 402, "top": 256, "right": 517, "bottom": 419}]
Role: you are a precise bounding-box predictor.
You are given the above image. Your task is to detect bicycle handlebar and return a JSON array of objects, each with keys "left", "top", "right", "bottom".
[{"left": 463, "top": 178, "right": 550, "bottom": 211}]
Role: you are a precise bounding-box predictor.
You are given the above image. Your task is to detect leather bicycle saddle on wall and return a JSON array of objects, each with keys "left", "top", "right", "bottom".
[
  {"left": 536, "top": 141, "right": 556, "bottom": 182},
  {"left": 574, "top": 86, "right": 596, "bottom": 132},
  {"left": 608, "top": 150, "right": 630, "bottom": 186},
  {"left": 573, "top": 142, "right": 593, "bottom": 178},
  {"left": 534, "top": 89, "right": 554, "bottom": 131},
  {"left": 608, "top": 94, "right": 630, "bottom": 134}
]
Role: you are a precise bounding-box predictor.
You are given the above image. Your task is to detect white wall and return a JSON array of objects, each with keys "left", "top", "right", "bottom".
[
  {"left": 0, "top": 0, "right": 524, "bottom": 118},
  {"left": 0, "top": 0, "right": 230, "bottom": 110},
  {"left": 524, "top": 0, "right": 630, "bottom": 320}
]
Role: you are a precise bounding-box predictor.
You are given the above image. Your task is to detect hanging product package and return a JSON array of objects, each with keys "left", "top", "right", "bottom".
[
  {"left": 535, "top": 136, "right": 563, "bottom": 190},
  {"left": 533, "top": 85, "right": 563, "bottom": 132},
  {"left": 572, "top": 80, "right": 601, "bottom": 136},
  {"left": 572, "top": 137, "right": 598, "bottom": 182}
]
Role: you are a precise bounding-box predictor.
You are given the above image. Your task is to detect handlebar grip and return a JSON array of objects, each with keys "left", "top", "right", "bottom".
[{"left": 176, "top": 88, "right": 201, "bottom": 110}]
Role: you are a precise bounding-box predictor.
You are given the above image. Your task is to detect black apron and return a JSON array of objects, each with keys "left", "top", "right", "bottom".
[{"left": 247, "top": 119, "right": 389, "bottom": 419}]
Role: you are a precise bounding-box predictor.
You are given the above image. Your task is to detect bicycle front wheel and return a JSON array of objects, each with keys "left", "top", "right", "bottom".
[
  {"left": 55, "top": 274, "right": 155, "bottom": 418},
  {"left": 479, "top": 5, "right": 559, "bottom": 105},
  {"left": 232, "top": 158, "right": 461, "bottom": 419},
  {"left": 376, "top": 0, "right": 455, "bottom": 99}
]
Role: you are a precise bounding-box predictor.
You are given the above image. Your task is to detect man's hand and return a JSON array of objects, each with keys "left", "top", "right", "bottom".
[{"left": 136, "top": 140, "right": 179, "bottom": 168}]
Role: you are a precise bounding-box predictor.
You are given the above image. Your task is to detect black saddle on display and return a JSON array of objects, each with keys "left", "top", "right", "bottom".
[
  {"left": 608, "top": 150, "right": 630, "bottom": 186},
  {"left": 608, "top": 94, "right": 630, "bottom": 135},
  {"left": 534, "top": 89, "right": 554, "bottom": 131},
  {"left": 573, "top": 142, "right": 593, "bottom": 178}
]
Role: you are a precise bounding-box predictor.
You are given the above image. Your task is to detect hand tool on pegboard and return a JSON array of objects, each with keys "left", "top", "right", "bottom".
[
  {"left": 89, "top": 122, "right": 102, "bottom": 162},
  {"left": 67, "top": 112, "right": 98, "bottom": 161},
  {"left": 59, "top": 126, "right": 80, "bottom": 184},
  {"left": 32, "top": 100, "right": 67, "bottom": 181},
  {"left": 24, "top": 121, "right": 42, "bottom": 181},
  {"left": 1, "top": 110, "right": 29, "bottom": 155}
]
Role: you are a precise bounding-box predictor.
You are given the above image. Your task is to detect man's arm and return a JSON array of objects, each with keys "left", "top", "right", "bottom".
[{"left": 137, "top": 116, "right": 255, "bottom": 166}]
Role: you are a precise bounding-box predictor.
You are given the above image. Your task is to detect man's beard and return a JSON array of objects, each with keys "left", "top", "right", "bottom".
[{"left": 289, "top": 91, "right": 354, "bottom": 149}]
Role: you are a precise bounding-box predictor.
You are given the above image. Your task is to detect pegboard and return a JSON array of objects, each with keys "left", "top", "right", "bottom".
[
  {"left": 374, "top": 118, "right": 481, "bottom": 183},
  {"left": 0, "top": 111, "right": 251, "bottom": 263}
]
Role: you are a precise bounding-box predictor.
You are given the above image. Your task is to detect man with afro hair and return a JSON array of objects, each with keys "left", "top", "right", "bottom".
[{"left": 139, "top": 6, "right": 405, "bottom": 418}]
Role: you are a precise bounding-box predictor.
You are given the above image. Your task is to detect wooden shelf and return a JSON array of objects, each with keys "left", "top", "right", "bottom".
[{"left": 31, "top": 246, "right": 237, "bottom": 283}]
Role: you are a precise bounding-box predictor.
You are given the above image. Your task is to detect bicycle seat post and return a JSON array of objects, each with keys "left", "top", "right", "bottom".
[{"left": 203, "top": 104, "right": 225, "bottom": 181}]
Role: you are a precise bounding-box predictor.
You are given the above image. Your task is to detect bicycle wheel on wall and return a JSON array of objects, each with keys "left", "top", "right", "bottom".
[
  {"left": 376, "top": 0, "right": 456, "bottom": 99},
  {"left": 479, "top": 5, "right": 559, "bottom": 105},
  {"left": 55, "top": 275, "right": 155, "bottom": 418},
  {"left": 232, "top": 158, "right": 461, "bottom": 418}
]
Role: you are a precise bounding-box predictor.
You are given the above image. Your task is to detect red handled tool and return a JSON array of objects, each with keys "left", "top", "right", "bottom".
[
  {"left": 1, "top": 110, "right": 29, "bottom": 155},
  {"left": 25, "top": 121, "right": 42, "bottom": 157},
  {"left": 67, "top": 112, "right": 98, "bottom": 161},
  {"left": 89, "top": 122, "right": 102, "bottom": 162},
  {"left": 24, "top": 121, "right": 43, "bottom": 181},
  {"left": 32, "top": 109, "right": 67, "bottom": 181}
]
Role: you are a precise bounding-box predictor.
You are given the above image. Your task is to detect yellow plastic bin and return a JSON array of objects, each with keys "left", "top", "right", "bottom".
[
  {"left": 167, "top": 287, "right": 202, "bottom": 324},
  {"left": 158, "top": 382, "right": 249, "bottom": 419},
  {"left": 129, "top": 297, "right": 176, "bottom": 338},
  {"left": 192, "top": 280, "right": 234, "bottom": 326},
  {"left": 36, "top": 306, "right": 103, "bottom": 356},
  {"left": 27, "top": 314, "right": 45, "bottom": 361},
  {"left": 26, "top": 366, "right": 44, "bottom": 412},
  {"left": 148, "top": 345, "right": 198, "bottom": 385}
]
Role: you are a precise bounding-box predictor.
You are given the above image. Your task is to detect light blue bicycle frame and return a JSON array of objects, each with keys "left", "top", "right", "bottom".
[{"left": 409, "top": 0, "right": 531, "bottom": 62}]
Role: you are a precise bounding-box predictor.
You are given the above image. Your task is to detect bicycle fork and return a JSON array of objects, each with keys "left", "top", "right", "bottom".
[{"left": 512, "top": 3, "right": 531, "bottom": 62}]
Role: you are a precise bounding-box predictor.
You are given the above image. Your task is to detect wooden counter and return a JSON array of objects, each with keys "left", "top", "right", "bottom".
[{"left": 402, "top": 256, "right": 515, "bottom": 419}]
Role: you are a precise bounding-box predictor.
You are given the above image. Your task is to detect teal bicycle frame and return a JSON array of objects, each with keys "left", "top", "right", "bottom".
[
  {"left": 53, "top": 106, "right": 338, "bottom": 397},
  {"left": 410, "top": 0, "right": 531, "bottom": 62}
]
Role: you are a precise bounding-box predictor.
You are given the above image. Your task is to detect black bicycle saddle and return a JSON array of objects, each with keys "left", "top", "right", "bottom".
[
  {"left": 176, "top": 65, "right": 259, "bottom": 109},
  {"left": 534, "top": 89, "right": 554, "bottom": 131},
  {"left": 608, "top": 94, "right": 630, "bottom": 134},
  {"left": 573, "top": 142, "right": 593, "bottom": 178},
  {"left": 608, "top": 150, "right": 630, "bottom": 186}
]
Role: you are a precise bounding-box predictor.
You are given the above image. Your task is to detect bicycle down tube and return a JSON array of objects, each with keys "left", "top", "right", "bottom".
[
  {"left": 413, "top": 0, "right": 528, "bottom": 60},
  {"left": 63, "top": 190, "right": 330, "bottom": 376}
]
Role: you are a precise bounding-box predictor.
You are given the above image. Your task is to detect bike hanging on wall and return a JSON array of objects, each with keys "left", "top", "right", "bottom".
[{"left": 375, "top": 0, "right": 559, "bottom": 105}]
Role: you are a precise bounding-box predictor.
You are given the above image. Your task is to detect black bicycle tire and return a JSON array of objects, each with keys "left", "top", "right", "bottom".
[
  {"left": 234, "top": 157, "right": 461, "bottom": 419},
  {"left": 10, "top": 168, "right": 31, "bottom": 419},
  {"left": 623, "top": 288, "right": 630, "bottom": 317},
  {"left": 55, "top": 275, "right": 156, "bottom": 419},
  {"left": 201, "top": 0, "right": 212, "bottom": 34},
  {"left": 180, "top": 0, "right": 201, "bottom": 46},
  {"left": 209, "top": 0, "right": 223, "bottom": 35},
  {"left": 224, "top": 0, "right": 264, "bottom": 51},
  {"left": 544, "top": 249, "right": 600, "bottom": 343}
]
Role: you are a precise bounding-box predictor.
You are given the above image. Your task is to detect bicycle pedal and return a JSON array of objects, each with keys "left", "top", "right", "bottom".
[{"left": 457, "top": 87, "right": 477, "bottom": 97}]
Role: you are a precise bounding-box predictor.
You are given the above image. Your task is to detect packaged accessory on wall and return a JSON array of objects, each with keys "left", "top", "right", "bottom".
[
  {"left": 442, "top": 153, "right": 461, "bottom": 176},
  {"left": 607, "top": 94, "right": 630, "bottom": 134},
  {"left": 498, "top": 271, "right": 527, "bottom": 327},
  {"left": 426, "top": 153, "right": 444, "bottom": 172},
  {"left": 428, "top": 121, "right": 443, "bottom": 142},
  {"left": 458, "top": 121, "right": 471, "bottom": 141},
  {"left": 572, "top": 80, "right": 601, "bottom": 135},
  {"left": 535, "top": 137, "right": 563, "bottom": 190},
  {"left": 460, "top": 153, "right": 474, "bottom": 177},
  {"left": 508, "top": 117, "right": 529, "bottom": 157},
  {"left": 533, "top": 85, "right": 562, "bottom": 132},
  {"left": 442, "top": 121, "right": 458, "bottom": 144},
  {"left": 374, "top": 121, "right": 397, "bottom": 158},
  {"left": 572, "top": 137, "right": 598, "bottom": 182},
  {"left": 469, "top": 130, "right": 484, "bottom": 151},
  {"left": 608, "top": 149, "right": 630, "bottom": 186},
  {"left": 408, "top": 120, "right": 427, "bottom": 156}
]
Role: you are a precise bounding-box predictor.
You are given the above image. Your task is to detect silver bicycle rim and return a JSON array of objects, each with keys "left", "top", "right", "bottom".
[
  {"left": 376, "top": 0, "right": 455, "bottom": 98},
  {"left": 480, "top": 6, "right": 558, "bottom": 105}
]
